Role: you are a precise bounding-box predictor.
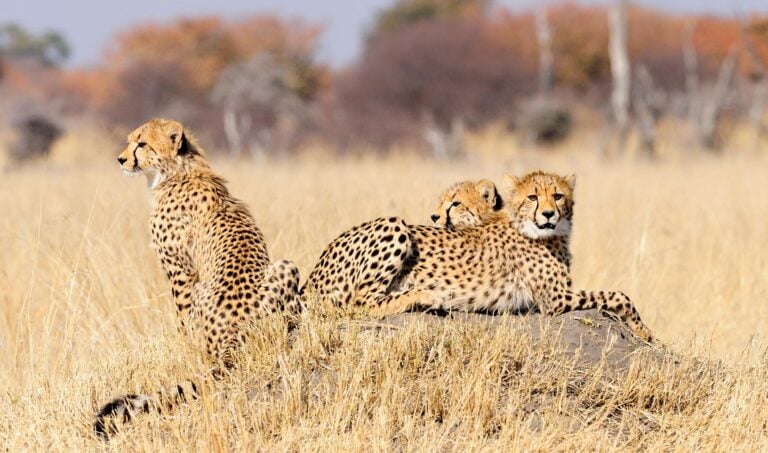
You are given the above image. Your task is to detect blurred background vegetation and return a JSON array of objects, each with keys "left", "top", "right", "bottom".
[{"left": 1, "top": 0, "right": 768, "bottom": 162}]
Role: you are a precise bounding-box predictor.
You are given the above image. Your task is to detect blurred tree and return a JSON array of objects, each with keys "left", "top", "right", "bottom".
[
  {"left": 492, "top": 4, "right": 765, "bottom": 94},
  {"left": 211, "top": 52, "right": 320, "bottom": 157},
  {"left": 332, "top": 16, "right": 535, "bottom": 151},
  {"left": 535, "top": 7, "right": 554, "bottom": 96},
  {"left": 102, "top": 59, "right": 197, "bottom": 130},
  {"left": 609, "top": 0, "right": 630, "bottom": 153},
  {"left": 549, "top": 4, "right": 610, "bottom": 89},
  {"left": 370, "top": 0, "right": 488, "bottom": 38},
  {"left": 105, "top": 17, "right": 321, "bottom": 92},
  {"left": 0, "top": 23, "right": 70, "bottom": 67},
  {"left": 745, "top": 20, "right": 768, "bottom": 150}
]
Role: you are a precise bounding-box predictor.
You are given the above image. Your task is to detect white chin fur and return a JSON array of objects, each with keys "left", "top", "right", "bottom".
[
  {"left": 121, "top": 168, "right": 140, "bottom": 177},
  {"left": 145, "top": 170, "right": 162, "bottom": 189},
  {"left": 520, "top": 219, "right": 571, "bottom": 239}
]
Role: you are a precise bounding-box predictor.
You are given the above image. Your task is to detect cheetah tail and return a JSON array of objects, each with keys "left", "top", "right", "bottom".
[{"left": 93, "top": 378, "right": 200, "bottom": 440}]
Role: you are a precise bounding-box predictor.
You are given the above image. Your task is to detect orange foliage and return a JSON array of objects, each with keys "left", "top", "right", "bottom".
[
  {"left": 4, "top": 6, "right": 768, "bottom": 130},
  {"left": 54, "top": 15, "right": 322, "bottom": 112},
  {"left": 57, "top": 68, "right": 113, "bottom": 108},
  {"left": 0, "top": 59, "right": 69, "bottom": 102},
  {"left": 105, "top": 16, "right": 320, "bottom": 91},
  {"left": 693, "top": 16, "right": 741, "bottom": 60},
  {"left": 627, "top": 6, "right": 685, "bottom": 58},
  {"left": 487, "top": 10, "right": 538, "bottom": 67},
  {"left": 549, "top": 3, "right": 611, "bottom": 88},
  {"left": 490, "top": 2, "right": 768, "bottom": 89}
]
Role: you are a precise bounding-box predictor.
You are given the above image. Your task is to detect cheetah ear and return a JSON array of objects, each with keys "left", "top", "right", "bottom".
[
  {"left": 176, "top": 133, "right": 191, "bottom": 155},
  {"left": 564, "top": 173, "right": 576, "bottom": 191},
  {"left": 165, "top": 121, "right": 190, "bottom": 156},
  {"left": 502, "top": 174, "right": 520, "bottom": 195},
  {"left": 475, "top": 179, "right": 499, "bottom": 207}
]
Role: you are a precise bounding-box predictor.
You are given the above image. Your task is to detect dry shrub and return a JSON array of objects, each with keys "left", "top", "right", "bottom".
[{"left": 7, "top": 114, "right": 62, "bottom": 162}]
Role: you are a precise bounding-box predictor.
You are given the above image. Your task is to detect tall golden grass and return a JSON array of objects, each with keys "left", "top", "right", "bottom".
[{"left": 1, "top": 130, "right": 767, "bottom": 450}]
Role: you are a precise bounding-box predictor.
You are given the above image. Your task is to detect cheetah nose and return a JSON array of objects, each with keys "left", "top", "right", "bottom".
[
  {"left": 542, "top": 210, "right": 555, "bottom": 219},
  {"left": 431, "top": 214, "right": 440, "bottom": 223},
  {"left": 117, "top": 156, "right": 128, "bottom": 165}
]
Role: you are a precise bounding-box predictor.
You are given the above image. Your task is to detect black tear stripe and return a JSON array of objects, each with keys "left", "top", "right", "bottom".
[{"left": 132, "top": 143, "right": 140, "bottom": 172}]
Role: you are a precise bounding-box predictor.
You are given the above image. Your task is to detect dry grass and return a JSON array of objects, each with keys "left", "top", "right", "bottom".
[{"left": 1, "top": 133, "right": 768, "bottom": 450}]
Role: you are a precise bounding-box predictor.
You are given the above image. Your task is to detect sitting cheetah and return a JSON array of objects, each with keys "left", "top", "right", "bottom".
[
  {"left": 93, "top": 119, "right": 301, "bottom": 438},
  {"left": 431, "top": 179, "right": 503, "bottom": 229},
  {"left": 302, "top": 171, "right": 654, "bottom": 342}
]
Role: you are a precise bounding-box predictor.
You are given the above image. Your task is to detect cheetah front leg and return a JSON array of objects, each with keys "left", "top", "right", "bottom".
[
  {"left": 545, "top": 288, "right": 655, "bottom": 343},
  {"left": 157, "top": 248, "right": 199, "bottom": 319}
]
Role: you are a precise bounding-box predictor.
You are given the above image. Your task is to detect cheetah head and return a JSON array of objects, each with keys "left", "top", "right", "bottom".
[
  {"left": 503, "top": 171, "right": 575, "bottom": 240},
  {"left": 431, "top": 179, "right": 503, "bottom": 230},
  {"left": 116, "top": 118, "right": 199, "bottom": 188}
]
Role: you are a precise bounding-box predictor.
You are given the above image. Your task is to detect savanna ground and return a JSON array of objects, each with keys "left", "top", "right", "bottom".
[{"left": 1, "top": 127, "right": 768, "bottom": 451}]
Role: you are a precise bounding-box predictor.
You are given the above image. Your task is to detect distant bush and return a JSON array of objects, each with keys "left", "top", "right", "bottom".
[
  {"left": 211, "top": 52, "right": 319, "bottom": 157},
  {"left": 519, "top": 102, "right": 572, "bottom": 145},
  {"left": 9, "top": 114, "right": 62, "bottom": 161},
  {"left": 330, "top": 16, "right": 536, "bottom": 149}
]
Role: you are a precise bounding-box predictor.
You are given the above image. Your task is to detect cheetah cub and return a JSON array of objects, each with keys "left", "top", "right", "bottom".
[
  {"left": 302, "top": 171, "right": 654, "bottom": 342},
  {"left": 431, "top": 179, "right": 503, "bottom": 229},
  {"left": 94, "top": 119, "right": 301, "bottom": 438}
]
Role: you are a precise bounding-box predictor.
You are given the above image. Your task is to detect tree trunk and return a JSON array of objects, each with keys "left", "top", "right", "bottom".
[
  {"left": 535, "top": 7, "right": 554, "bottom": 97},
  {"left": 682, "top": 21, "right": 700, "bottom": 129},
  {"left": 423, "top": 115, "right": 465, "bottom": 159},
  {"left": 743, "top": 25, "right": 768, "bottom": 152},
  {"left": 609, "top": 0, "right": 631, "bottom": 153},
  {"left": 633, "top": 65, "right": 658, "bottom": 158},
  {"left": 749, "top": 82, "right": 768, "bottom": 152},
  {"left": 699, "top": 46, "right": 738, "bottom": 151},
  {"left": 223, "top": 108, "right": 243, "bottom": 157}
]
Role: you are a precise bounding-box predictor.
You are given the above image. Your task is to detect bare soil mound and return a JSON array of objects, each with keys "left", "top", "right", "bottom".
[{"left": 377, "top": 309, "right": 661, "bottom": 372}]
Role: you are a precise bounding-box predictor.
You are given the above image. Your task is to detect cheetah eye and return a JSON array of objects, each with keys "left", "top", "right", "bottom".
[
  {"left": 137, "top": 142, "right": 147, "bottom": 148},
  {"left": 553, "top": 193, "right": 564, "bottom": 201},
  {"left": 527, "top": 194, "right": 537, "bottom": 202},
  {"left": 451, "top": 201, "right": 461, "bottom": 207}
]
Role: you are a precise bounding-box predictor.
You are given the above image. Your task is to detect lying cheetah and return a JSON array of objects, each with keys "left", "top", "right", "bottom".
[
  {"left": 431, "top": 179, "right": 503, "bottom": 229},
  {"left": 302, "top": 171, "right": 653, "bottom": 342},
  {"left": 93, "top": 119, "right": 301, "bottom": 438}
]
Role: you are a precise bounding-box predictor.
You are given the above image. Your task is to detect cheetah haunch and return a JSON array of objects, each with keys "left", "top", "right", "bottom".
[
  {"left": 93, "top": 119, "right": 301, "bottom": 438},
  {"left": 302, "top": 171, "right": 654, "bottom": 342}
]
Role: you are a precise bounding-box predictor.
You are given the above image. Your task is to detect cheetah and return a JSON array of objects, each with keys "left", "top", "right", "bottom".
[
  {"left": 93, "top": 119, "right": 301, "bottom": 438},
  {"left": 302, "top": 171, "right": 654, "bottom": 342},
  {"left": 431, "top": 179, "right": 503, "bottom": 229}
]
